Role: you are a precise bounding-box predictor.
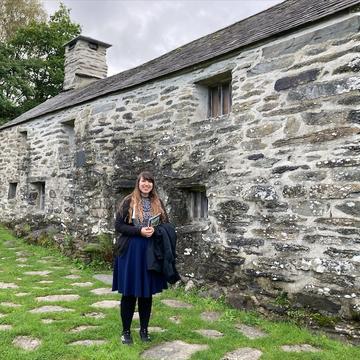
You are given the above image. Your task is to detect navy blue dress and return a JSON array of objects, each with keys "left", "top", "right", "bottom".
[{"left": 112, "top": 198, "right": 168, "bottom": 297}]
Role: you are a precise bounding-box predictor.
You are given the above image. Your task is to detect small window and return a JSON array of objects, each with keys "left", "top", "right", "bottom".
[
  {"left": 30, "top": 182, "right": 46, "bottom": 210},
  {"left": 195, "top": 71, "right": 232, "bottom": 119},
  {"left": 88, "top": 42, "right": 98, "bottom": 50},
  {"left": 189, "top": 190, "right": 208, "bottom": 220},
  {"left": 62, "top": 119, "right": 75, "bottom": 148},
  {"left": 68, "top": 40, "right": 76, "bottom": 51},
  {"left": 8, "top": 183, "right": 17, "bottom": 199},
  {"left": 18, "top": 129, "right": 28, "bottom": 145},
  {"left": 209, "top": 81, "right": 231, "bottom": 117}
]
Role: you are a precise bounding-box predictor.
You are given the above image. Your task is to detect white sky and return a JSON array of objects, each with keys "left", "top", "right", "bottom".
[{"left": 43, "top": 0, "right": 283, "bottom": 76}]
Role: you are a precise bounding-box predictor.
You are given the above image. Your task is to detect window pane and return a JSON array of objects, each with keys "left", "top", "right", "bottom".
[
  {"left": 222, "top": 83, "right": 230, "bottom": 115},
  {"left": 40, "top": 183, "right": 45, "bottom": 210},
  {"left": 200, "top": 193, "right": 208, "bottom": 219},
  {"left": 194, "top": 192, "right": 201, "bottom": 218},
  {"left": 210, "top": 87, "right": 219, "bottom": 117},
  {"left": 8, "top": 183, "right": 17, "bottom": 199}
]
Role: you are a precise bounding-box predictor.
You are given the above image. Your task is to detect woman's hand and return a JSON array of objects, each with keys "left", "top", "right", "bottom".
[{"left": 140, "top": 226, "right": 154, "bottom": 238}]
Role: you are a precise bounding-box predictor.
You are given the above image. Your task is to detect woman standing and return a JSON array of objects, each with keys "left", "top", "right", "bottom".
[{"left": 112, "top": 171, "right": 169, "bottom": 345}]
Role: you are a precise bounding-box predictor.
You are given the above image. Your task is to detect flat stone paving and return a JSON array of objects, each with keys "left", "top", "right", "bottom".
[
  {"left": 0, "top": 282, "right": 18, "bottom": 289},
  {"left": 71, "top": 281, "right": 93, "bottom": 287},
  {"left": 281, "top": 344, "right": 321, "bottom": 352},
  {"left": 0, "top": 324, "right": 12, "bottom": 330},
  {"left": 161, "top": 299, "right": 193, "bottom": 308},
  {"left": 69, "top": 339, "right": 107, "bottom": 346},
  {"left": 36, "top": 294, "right": 80, "bottom": 302},
  {"left": 141, "top": 340, "right": 209, "bottom": 359},
  {"left": 195, "top": 329, "right": 224, "bottom": 338},
  {"left": 0, "top": 236, "right": 328, "bottom": 358},
  {"left": 200, "top": 311, "right": 221, "bottom": 322},
  {"left": 221, "top": 347, "right": 263, "bottom": 360},
  {"left": 235, "top": 323, "right": 267, "bottom": 339},
  {"left": 90, "top": 287, "right": 113, "bottom": 295},
  {"left": 70, "top": 325, "right": 99, "bottom": 333},
  {"left": 29, "top": 305, "right": 74, "bottom": 313},
  {"left": 93, "top": 274, "right": 113, "bottom": 285},
  {"left": 91, "top": 300, "right": 119, "bottom": 309},
  {"left": 12, "top": 336, "right": 42, "bottom": 351}
]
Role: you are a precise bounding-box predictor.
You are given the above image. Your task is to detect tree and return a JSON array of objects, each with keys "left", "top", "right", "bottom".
[
  {"left": 0, "top": 0, "right": 46, "bottom": 42},
  {"left": 0, "top": 4, "right": 81, "bottom": 124}
]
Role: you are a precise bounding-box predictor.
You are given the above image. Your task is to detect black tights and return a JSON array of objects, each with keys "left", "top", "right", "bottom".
[{"left": 120, "top": 295, "right": 152, "bottom": 332}]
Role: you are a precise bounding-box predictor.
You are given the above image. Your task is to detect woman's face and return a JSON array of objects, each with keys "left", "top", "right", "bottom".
[{"left": 138, "top": 177, "right": 153, "bottom": 196}]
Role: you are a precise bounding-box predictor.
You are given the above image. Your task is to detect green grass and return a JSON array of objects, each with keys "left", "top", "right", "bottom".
[{"left": 0, "top": 226, "right": 359, "bottom": 360}]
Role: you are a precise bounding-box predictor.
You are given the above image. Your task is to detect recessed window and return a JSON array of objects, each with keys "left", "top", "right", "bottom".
[
  {"left": 88, "top": 42, "right": 98, "bottom": 50},
  {"left": 30, "top": 182, "right": 46, "bottom": 210},
  {"left": 68, "top": 40, "right": 76, "bottom": 51},
  {"left": 189, "top": 190, "right": 208, "bottom": 220},
  {"left": 18, "top": 129, "right": 28, "bottom": 146},
  {"left": 209, "top": 81, "right": 231, "bottom": 117},
  {"left": 8, "top": 183, "right": 17, "bottom": 199},
  {"left": 195, "top": 71, "right": 232, "bottom": 119},
  {"left": 62, "top": 119, "right": 75, "bottom": 148}
]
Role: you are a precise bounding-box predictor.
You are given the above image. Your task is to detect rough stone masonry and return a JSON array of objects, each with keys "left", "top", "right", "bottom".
[{"left": 1, "top": 6, "right": 360, "bottom": 320}]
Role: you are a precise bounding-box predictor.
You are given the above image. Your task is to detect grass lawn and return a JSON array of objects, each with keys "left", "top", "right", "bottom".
[{"left": 0, "top": 226, "right": 360, "bottom": 360}]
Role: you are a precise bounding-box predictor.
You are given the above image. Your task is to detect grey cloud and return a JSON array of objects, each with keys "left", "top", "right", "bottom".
[{"left": 43, "top": 0, "right": 282, "bottom": 75}]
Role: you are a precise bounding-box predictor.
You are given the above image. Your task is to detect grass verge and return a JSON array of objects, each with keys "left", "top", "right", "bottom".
[{"left": 0, "top": 226, "right": 359, "bottom": 360}]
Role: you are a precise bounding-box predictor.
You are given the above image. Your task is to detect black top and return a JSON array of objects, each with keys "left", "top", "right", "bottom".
[{"left": 113, "top": 196, "right": 168, "bottom": 256}]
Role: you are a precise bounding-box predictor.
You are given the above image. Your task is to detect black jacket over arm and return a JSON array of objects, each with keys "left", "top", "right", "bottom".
[{"left": 147, "top": 223, "right": 180, "bottom": 284}]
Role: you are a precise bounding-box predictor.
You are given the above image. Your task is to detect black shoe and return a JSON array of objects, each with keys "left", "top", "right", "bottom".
[
  {"left": 139, "top": 328, "right": 151, "bottom": 342},
  {"left": 121, "top": 330, "right": 133, "bottom": 345}
]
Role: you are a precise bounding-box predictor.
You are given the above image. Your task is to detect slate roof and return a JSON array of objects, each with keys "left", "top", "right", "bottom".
[{"left": 1, "top": 0, "right": 359, "bottom": 130}]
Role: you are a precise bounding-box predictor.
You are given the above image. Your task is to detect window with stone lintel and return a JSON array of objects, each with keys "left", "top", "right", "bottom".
[{"left": 196, "top": 71, "right": 232, "bottom": 118}]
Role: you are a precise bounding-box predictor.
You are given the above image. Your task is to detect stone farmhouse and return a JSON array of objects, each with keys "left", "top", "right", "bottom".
[{"left": 1, "top": 0, "right": 360, "bottom": 320}]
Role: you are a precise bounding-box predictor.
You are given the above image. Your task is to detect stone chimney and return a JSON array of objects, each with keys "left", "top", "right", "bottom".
[{"left": 63, "top": 35, "right": 112, "bottom": 91}]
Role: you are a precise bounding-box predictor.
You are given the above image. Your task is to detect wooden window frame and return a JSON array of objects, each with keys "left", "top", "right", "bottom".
[
  {"left": 189, "top": 190, "right": 208, "bottom": 220},
  {"left": 208, "top": 81, "right": 232, "bottom": 118}
]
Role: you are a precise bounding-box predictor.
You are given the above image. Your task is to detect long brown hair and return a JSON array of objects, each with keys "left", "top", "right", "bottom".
[{"left": 120, "top": 171, "right": 166, "bottom": 224}]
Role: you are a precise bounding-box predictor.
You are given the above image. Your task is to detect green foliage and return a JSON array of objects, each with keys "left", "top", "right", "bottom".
[
  {"left": 0, "top": 0, "right": 46, "bottom": 42},
  {"left": 274, "top": 291, "right": 339, "bottom": 327},
  {"left": 37, "top": 232, "right": 54, "bottom": 247},
  {"left": 275, "top": 291, "right": 290, "bottom": 306},
  {"left": 1, "top": 224, "right": 360, "bottom": 360},
  {"left": 63, "top": 233, "right": 75, "bottom": 252},
  {"left": 285, "top": 308, "right": 339, "bottom": 327},
  {"left": 0, "top": 3, "right": 81, "bottom": 124},
  {"left": 22, "top": 223, "right": 31, "bottom": 233},
  {"left": 83, "top": 233, "right": 113, "bottom": 269}
]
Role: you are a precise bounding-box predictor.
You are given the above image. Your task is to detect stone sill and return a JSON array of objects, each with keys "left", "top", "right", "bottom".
[{"left": 177, "top": 220, "right": 210, "bottom": 234}]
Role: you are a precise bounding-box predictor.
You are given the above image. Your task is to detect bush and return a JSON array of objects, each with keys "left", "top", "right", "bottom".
[{"left": 83, "top": 233, "right": 113, "bottom": 268}]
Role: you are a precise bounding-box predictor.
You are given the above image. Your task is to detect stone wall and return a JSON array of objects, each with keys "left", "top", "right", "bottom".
[
  {"left": 63, "top": 38, "right": 109, "bottom": 90},
  {"left": 1, "top": 13, "right": 360, "bottom": 319}
]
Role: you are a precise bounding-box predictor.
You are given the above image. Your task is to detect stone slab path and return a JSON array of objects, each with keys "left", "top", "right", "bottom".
[
  {"left": 0, "top": 233, "right": 336, "bottom": 359},
  {"left": 235, "top": 323, "right": 267, "bottom": 339},
  {"left": 221, "top": 347, "right": 263, "bottom": 360},
  {"left": 141, "top": 340, "right": 209, "bottom": 359}
]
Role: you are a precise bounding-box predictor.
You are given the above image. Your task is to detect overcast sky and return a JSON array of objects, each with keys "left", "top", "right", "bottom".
[{"left": 43, "top": 0, "right": 283, "bottom": 76}]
